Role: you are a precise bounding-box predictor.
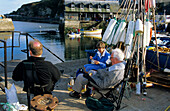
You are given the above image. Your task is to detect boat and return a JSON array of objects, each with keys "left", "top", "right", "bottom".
[
  {"left": 146, "top": 36, "right": 170, "bottom": 87},
  {"left": 40, "top": 29, "right": 60, "bottom": 35},
  {"left": 67, "top": 33, "right": 81, "bottom": 38},
  {"left": 146, "top": 36, "right": 170, "bottom": 70},
  {"left": 80, "top": 29, "right": 102, "bottom": 35},
  {"left": 82, "top": 34, "right": 102, "bottom": 39}
]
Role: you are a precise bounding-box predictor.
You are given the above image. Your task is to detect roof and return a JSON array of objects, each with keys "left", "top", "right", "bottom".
[{"left": 64, "top": 0, "right": 119, "bottom": 13}]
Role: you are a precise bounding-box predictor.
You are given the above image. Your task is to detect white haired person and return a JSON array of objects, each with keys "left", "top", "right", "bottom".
[{"left": 69, "top": 48, "right": 126, "bottom": 98}]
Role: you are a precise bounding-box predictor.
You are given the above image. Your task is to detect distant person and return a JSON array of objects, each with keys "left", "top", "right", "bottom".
[
  {"left": 78, "top": 28, "right": 80, "bottom": 33},
  {"left": 84, "top": 41, "right": 111, "bottom": 73},
  {"left": 12, "top": 39, "right": 61, "bottom": 95},
  {"left": 68, "top": 30, "right": 72, "bottom": 34},
  {"left": 90, "top": 28, "right": 94, "bottom": 31},
  {"left": 0, "top": 15, "right": 5, "bottom": 19},
  {"left": 69, "top": 48, "right": 126, "bottom": 98}
]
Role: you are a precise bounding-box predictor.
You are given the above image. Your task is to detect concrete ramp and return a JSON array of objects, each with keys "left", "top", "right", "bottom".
[{"left": 0, "top": 18, "right": 15, "bottom": 31}]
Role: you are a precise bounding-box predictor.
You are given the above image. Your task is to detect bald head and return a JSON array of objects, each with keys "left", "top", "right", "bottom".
[{"left": 28, "top": 39, "right": 43, "bottom": 56}]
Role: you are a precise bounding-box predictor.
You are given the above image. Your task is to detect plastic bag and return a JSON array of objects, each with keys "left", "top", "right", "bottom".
[
  {"left": 5, "top": 83, "right": 19, "bottom": 104},
  {"left": 0, "top": 102, "right": 17, "bottom": 111},
  {"left": 4, "top": 84, "right": 28, "bottom": 110}
]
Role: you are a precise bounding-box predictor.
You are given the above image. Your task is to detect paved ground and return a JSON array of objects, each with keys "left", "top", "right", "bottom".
[{"left": 0, "top": 59, "right": 170, "bottom": 111}]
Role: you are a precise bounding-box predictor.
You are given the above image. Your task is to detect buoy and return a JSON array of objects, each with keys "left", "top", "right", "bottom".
[
  {"left": 151, "top": 0, "right": 156, "bottom": 8},
  {"left": 144, "top": 21, "right": 151, "bottom": 47},
  {"left": 119, "top": 28, "right": 126, "bottom": 42},
  {"left": 124, "top": 42, "right": 133, "bottom": 59},
  {"left": 106, "top": 24, "right": 117, "bottom": 45},
  {"left": 125, "top": 21, "right": 135, "bottom": 46},
  {"left": 135, "top": 19, "right": 143, "bottom": 33},
  {"left": 112, "top": 20, "right": 126, "bottom": 45},
  {"left": 102, "top": 18, "right": 117, "bottom": 42}
]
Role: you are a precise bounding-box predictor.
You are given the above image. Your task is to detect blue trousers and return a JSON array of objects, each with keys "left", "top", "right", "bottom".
[{"left": 84, "top": 64, "right": 104, "bottom": 72}]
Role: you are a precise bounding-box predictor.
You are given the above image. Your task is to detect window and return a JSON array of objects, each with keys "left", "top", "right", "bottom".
[
  {"left": 80, "top": 3, "right": 84, "bottom": 9},
  {"left": 98, "top": 4, "right": 101, "bottom": 9},
  {"left": 71, "top": 3, "right": 75, "bottom": 9},
  {"left": 106, "top": 4, "right": 110, "bottom": 9},
  {"left": 89, "top": 4, "right": 93, "bottom": 9}
]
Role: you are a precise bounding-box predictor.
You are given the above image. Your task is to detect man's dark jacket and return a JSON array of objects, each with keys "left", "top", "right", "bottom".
[{"left": 12, "top": 56, "right": 61, "bottom": 94}]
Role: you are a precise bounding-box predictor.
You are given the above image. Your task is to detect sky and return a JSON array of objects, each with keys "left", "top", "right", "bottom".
[{"left": 0, "top": 0, "right": 41, "bottom": 15}]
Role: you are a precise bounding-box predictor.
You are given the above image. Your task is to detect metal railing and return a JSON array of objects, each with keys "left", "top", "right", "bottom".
[
  {"left": 0, "top": 31, "right": 64, "bottom": 90},
  {"left": 0, "top": 39, "right": 7, "bottom": 88},
  {"left": 0, "top": 31, "right": 21, "bottom": 60},
  {"left": 25, "top": 33, "right": 64, "bottom": 62},
  {"left": 0, "top": 31, "right": 64, "bottom": 62}
]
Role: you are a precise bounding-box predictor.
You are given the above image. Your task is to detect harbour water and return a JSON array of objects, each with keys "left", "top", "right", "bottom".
[{"left": 0, "top": 21, "right": 100, "bottom": 64}]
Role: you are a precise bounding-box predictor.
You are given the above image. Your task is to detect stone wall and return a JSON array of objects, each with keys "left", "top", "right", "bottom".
[
  {"left": 0, "top": 18, "right": 14, "bottom": 31},
  {"left": 65, "top": 20, "right": 80, "bottom": 28}
]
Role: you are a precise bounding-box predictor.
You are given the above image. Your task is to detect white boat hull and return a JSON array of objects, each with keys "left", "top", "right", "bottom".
[
  {"left": 68, "top": 33, "right": 81, "bottom": 38},
  {"left": 82, "top": 34, "right": 102, "bottom": 39},
  {"left": 80, "top": 29, "right": 102, "bottom": 35}
]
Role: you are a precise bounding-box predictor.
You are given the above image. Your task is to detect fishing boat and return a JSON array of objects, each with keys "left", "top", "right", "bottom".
[
  {"left": 40, "top": 29, "right": 60, "bottom": 35},
  {"left": 82, "top": 34, "right": 102, "bottom": 39},
  {"left": 67, "top": 33, "right": 81, "bottom": 38},
  {"left": 146, "top": 36, "right": 170, "bottom": 70},
  {"left": 80, "top": 29, "right": 102, "bottom": 35},
  {"left": 146, "top": 36, "right": 170, "bottom": 87}
]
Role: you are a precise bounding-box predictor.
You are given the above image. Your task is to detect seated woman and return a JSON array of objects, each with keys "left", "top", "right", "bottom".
[{"left": 84, "top": 41, "right": 111, "bottom": 73}]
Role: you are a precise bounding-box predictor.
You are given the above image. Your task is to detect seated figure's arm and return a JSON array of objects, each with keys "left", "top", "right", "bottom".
[
  {"left": 95, "top": 52, "right": 111, "bottom": 68},
  {"left": 92, "top": 53, "right": 106, "bottom": 68},
  {"left": 97, "top": 61, "right": 106, "bottom": 68},
  {"left": 12, "top": 62, "right": 24, "bottom": 81},
  {"left": 50, "top": 63, "right": 61, "bottom": 82},
  {"left": 92, "top": 53, "right": 98, "bottom": 61}
]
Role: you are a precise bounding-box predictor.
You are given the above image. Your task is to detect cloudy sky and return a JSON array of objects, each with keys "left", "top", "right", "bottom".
[{"left": 0, "top": 0, "right": 40, "bottom": 15}]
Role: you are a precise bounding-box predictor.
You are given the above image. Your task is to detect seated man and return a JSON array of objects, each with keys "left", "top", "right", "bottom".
[
  {"left": 84, "top": 41, "right": 111, "bottom": 73},
  {"left": 69, "top": 48, "right": 126, "bottom": 98},
  {"left": 12, "top": 39, "right": 61, "bottom": 95}
]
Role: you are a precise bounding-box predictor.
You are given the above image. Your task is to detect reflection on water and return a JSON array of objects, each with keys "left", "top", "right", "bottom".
[
  {"left": 65, "top": 37, "right": 99, "bottom": 60},
  {"left": 0, "top": 21, "right": 101, "bottom": 64},
  {"left": 0, "top": 32, "right": 13, "bottom": 41}
]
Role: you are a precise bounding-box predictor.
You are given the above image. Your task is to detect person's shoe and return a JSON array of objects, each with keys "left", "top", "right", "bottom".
[
  {"left": 81, "top": 92, "right": 91, "bottom": 97},
  {"left": 69, "top": 91, "right": 81, "bottom": 99},
  {"left": 81, "top": 89, "right": 92, "bottom": 97}
]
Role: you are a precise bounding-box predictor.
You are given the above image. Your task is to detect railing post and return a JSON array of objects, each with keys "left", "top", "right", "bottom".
[
  {"left": 11, "top": 31, "right": 14, "bottom": 60},
  {"left": 0, "top": 39, "right": 8, "bottom": 89},
  {"left": 26, "top": 33, "right": 29, "bottom": 60},
  {"left": 4, "top": 41, "right": 7, "bottom": 88}
]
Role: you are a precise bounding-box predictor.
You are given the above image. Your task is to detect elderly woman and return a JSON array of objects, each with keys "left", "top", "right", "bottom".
[{"left": 84, "top": 41, "right": 111, "bottom": 73}]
